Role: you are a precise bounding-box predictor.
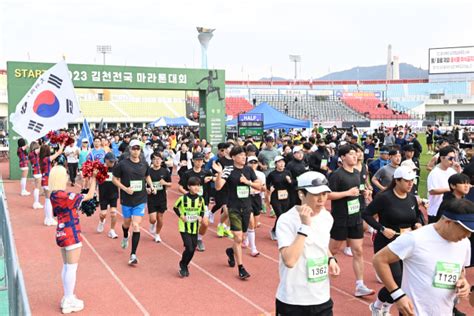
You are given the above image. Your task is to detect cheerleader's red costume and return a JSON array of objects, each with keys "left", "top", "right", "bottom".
[
  {"left": 17, "top": 147, "right": 28, "bottom": 168},
  {"left": 50, "top": 191, "right": 84, "bottom": 248}
]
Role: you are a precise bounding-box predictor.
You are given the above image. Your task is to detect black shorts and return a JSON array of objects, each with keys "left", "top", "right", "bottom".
[
  {"left": 99, "top": 197, "right": 118, "bottom": 210},
  {"left": 228, "top": 208, "right": 251, "bottom": 233},
  {"left": 330, "top": 223, "right": 364, "bottom": 241},
  {"left": 276, "top": 298, "right": 333, "bottom": 316},
  {"left": 147, "top": 201, "right": 167, "bottom": 214},
  {"left": 250, "top": 195, "right": 262, "bottom": 216}
]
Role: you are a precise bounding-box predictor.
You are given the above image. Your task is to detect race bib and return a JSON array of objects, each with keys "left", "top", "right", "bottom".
[
  {"left": 106, "top": 172, "right": 113, "bottom": 182},
  {"left": 129, "top": 180, "right": 143, "bottom": 192},
  {"left": 364, "top": 148, "right": 370, "bottom": 154},
  {"left": 197, "top": 185, "right": 204, "bottom": 196},
  {"left": 307, "top": 256, "right": 329, "bottom": 283},
  {"left": 347, "top": 199, "right": 360, "bottom": 215},
  {"left": 237, "top": 185, "right": 250, "bottom": 198},
  {"left": 268, "top": 161, "right": 275, "bottom": 169},
  {"left": 153, "top": 181, "right": 163, "bottom": 191},
  {"left": 359, "top": 183, "right": 365, "bottom": 191},
  {"left": 433, "top": 262, "right": 461, "bottom": 289},
  {"left": 185, "top": 213, "right": 199, "bottom": 223},
  {"left": 320, "top": 159, "right": 328, "bottom": 168},
  {"left": 277, "top": 190, "right": 288, "bottom": 200}
]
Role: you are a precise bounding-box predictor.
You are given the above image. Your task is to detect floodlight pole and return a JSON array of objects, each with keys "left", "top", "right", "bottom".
[
  {"left": 97, "top": 45, "right": 112, "bottom": 65},
  {"left": 197, "top": 27, "right": 215, "bottom": 69},
  {"left": 289, "top": 55, "right": 301, "bottom": 81}
]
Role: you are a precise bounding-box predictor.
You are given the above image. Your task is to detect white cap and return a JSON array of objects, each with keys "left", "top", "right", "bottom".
[
  {"left": 329, "top": 142, "right": 336, "bottom": 149},
  {"left": 247, "top": 156, "right": 258, "bottom": 163},
  {"left": 81, "top": 138, "right": 89, "bottom": 143},
  {"left": 297, "top": 171, "right": 331, "bottom": 195},
  {"left": 129, "top": 139, "right": 141, "bottom": 148},
  {"left": 400, "top": 159, "right": 419, "bottom": 170},
  {"left": 393, "top": 166, "right": 417, "bottom": 180},
  {"left": 292, "top": 146, "right": 303, "bottom": 153},
  {"left": 274, "top": 155, "right": 285, "bottom": 163},
  {"left": 203, "top": 147, "right": 212, "bottom": 154},
  {"left": 340, "top": 141, "right": 347, "bottom": 146}
]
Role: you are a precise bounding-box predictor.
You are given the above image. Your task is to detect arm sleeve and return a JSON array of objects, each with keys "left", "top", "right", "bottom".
[{"left": 362, "top": 195, "right": 385, "bottom": 232}]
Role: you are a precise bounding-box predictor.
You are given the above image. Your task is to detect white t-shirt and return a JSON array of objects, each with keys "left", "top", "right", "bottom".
[
  {"left": 252, "top": 170, "right": 266, "bottom": 197},
  {"left": 276, "top": 206, "right": 334, "bottom": 305},
  {"left": 64, "top": 145, "right": 79, "bottom": 163},
  {"left": 427, "top": 166, "right": 457, "bottom": 216},
  {"left": 388, "top": 225, "right": 471, "bottom": 316}
]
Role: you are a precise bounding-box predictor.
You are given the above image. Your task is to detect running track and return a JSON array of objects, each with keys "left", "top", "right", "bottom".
[{"left": 3, "top": 164, "right": 473, "bottom": 315}]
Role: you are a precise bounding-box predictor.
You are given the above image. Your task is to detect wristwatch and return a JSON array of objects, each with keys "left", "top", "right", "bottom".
[{"left": 328, "top": 256, "right": 338, "bottom": 264}]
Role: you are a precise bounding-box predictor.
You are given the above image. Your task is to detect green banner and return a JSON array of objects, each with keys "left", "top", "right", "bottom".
[{"left": 7, "top": 61, "right": 226, "bottom": 179}]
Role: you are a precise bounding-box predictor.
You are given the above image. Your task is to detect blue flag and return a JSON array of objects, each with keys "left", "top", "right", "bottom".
[{"left": 76, "top": 118, "right": 93, "bottom": 147}]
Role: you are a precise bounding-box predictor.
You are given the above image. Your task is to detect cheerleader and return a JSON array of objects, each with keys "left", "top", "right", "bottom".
[
  {"left": 40, "top": 143, "right": 64, "bottom": 226},
  {"left": 49, "top": 165, "right": 97, "bottom": 314},
  {"left": 17, "top": 138, "right": 30, "bottom": 196},
  {"left": 28, "top": 141, "right": 43, "bottom": 209}
]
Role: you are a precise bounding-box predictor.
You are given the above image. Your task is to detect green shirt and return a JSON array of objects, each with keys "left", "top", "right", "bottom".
[{"left": 173, "top": 194, "right": 205, "bottom": 234}]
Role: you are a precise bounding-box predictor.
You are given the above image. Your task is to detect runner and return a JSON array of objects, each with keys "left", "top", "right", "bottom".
[
  {"left": 267, "top": 155, "right": 293, "bottom": 241},
  {"left": 178, "top": 152, "right": 213, "bottom": 251},
  {"left": 371, "top": 149, "right": 401, "bottom": 193},
  {"left": 78, "top": 139, "right": 91, "bottom": 189},
  {"left": 112, "top": 139, "right": 156, "bottom": 265},
  {"left": 97, "top": 152, "right": 120, "bottom": 239},
  {"left": 87, "top": 138, "right": 106, "bottom": 163},
  {"left": 327, "top": 144, "right": 374, "bottom": 297},
  {"left": 286, "top": 145, "right": 309, "bottom": 208},
  {"left": 40, "top": 143, "right": 64, "bottom": 226},
  {"left": 275, "top": 171, "right": 340, "bottom": 315},
  {"left": 174, "top": 176, "right": 206, "bottom": 277},
  {"left": 28, "top": 141, "right": 43, "bottom": 209},
  {"left": 64, "top": 140, "right": 80, "bottom": 186},
  {"left": 49, "top": 165, "right": 97, "bottom": 314},
  {"left": 17, "top": 138, "right": 30, "bottom": 196},
  {"left": 214, "top": 146, "right": 260, "bottom": 279},
  {"left": 362, "top": 166, "right": 423, "bottom": 315},
  {"left": 147, "top": 152, "right": 172, "bottom": 243},
  {"left": 373, "top": 198, "right": 473, "bottom": 316},
  {"left": 246, "top": 156, "right": 264, "bottom": 255}
]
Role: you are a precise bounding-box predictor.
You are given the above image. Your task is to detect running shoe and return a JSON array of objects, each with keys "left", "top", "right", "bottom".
[
  {"left": 355, "top": 284, "right": 375, "bottom": 297},
  {"left": 61, "top": 296, "right": 84, "bottom": 314},
  {"left": 197, "top": 239, "right": 205, "bottom": 252},
  {"left": 32, "top": 202, "right": 43, "bottom": 209},
  {"left": 238, "top": 266, "right": 251, "bottom": 280},
  {"left": 241, "top": 237, "right": 249, "bottom": 248},
  {"left": 108, "top": 229, "right": 118, "bottom": 239},
  {"left": 269, "top": 209, "right": 276, "bottom": 217},
  {"left": 250, "top": 250, "right": 260, "bottom": 257},
  {"left": 149, "top": 223, "right": 156, "bottom": 234},
  {"left": 369, "top": 302, "right": 391, "bottom": 316},
  {"left": 128, "top": 254, "right": 138, "bottom": 265},
  {"left": 223, "top": 228, "right": 234, "bottom": 239},
  {"left": 44, "top": 218, "right": 57, "bottom": 226},
  {"left": 343, "top": 247, "right": 353, "bottom": 257},
  {"left": 179, "top": 264, "right": 187, "bottom": 278},
  {"left": 97, "top": 220, "right": 105, "bottom": 233},
  {"left": 217, "top": 224, "right": 225, "bottom": 237},
  {"left": 226, "top": 247, "right": 235, "bottom": 267},
  {"left": 20, "top": 190, "right": 31, "bottom": 196},
  {"left": 270, "top": 230, "right": 278, "bottom": 241},
  {"left": 208, "top": 211, "right": 215, "bottom": 224},
  {"left": 154, "top": 234, "right": 162, "bottom": 243},
  {"left": 256, "top": 222, "right": 261, "bottom": 228},
  {"left": 121, "top": 237, "right": 129, "bottom": 249}
]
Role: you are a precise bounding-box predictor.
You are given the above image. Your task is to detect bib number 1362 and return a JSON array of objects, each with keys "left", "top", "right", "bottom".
[{"left": 307, "top": 256, "right": 328, "bottom": 283}]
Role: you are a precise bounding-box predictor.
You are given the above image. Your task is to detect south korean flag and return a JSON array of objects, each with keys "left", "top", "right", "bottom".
[{"left": 9, "top": 61, "right": 80, "bottom": 143}]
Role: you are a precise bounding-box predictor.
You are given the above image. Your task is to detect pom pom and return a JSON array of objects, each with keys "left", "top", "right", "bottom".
[
  {"left": 46, "top": 131, "right": 75, "bottom": 146},
  {"left": 79, "top": 188, "right": 97, "bottom": 216},
  {"left": 81, "top": 160, "right": 108, "bottom": 184}
]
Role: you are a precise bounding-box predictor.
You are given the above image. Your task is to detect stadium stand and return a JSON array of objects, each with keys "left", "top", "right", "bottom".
[{"left": 341, "top": 96, "right": 410, "bottom": 119}]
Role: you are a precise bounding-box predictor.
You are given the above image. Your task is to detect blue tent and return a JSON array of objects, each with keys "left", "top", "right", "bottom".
[
  {"left": 226, "top": 102, "right": 311, "bottom": 130},
  {"left": 148, "top": 116, "right": 199, "bottom": 127}
]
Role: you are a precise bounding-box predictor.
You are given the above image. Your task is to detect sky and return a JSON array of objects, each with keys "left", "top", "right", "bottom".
[{"left": 1, "top": 0, "right": 473, "bottom": 80}]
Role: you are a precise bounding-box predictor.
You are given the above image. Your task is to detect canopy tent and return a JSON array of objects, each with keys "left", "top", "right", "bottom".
[
  {"left": 149, "top": 116, "right": 199, "bottom": 127},
  {"left": 226, "top": 102, "right": 312, "bottom": 130}
]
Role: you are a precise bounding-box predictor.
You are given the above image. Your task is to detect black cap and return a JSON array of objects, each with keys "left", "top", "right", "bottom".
[
  {"left": 217, "top": 142, "right": 230, "bottom": 150},
  {"left": 104, "top": 152, "right": 117, "bottom": 161},
  {"left": 193, "top": 152, "right": 204, "bottom": 160}
]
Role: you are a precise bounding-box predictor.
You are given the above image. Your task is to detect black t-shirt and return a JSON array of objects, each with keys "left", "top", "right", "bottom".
[
  {"left": 266, "top": 169, "right": 292, "bottom": 202},
  {"left": 221, "top": 165, "right": 257, "bottom": 210},
  {"left": 99, "top": 163, "right": 119, "bottom": 199},
  {"left": 328, "top": 167, "right": 362, "bottom": 226},
  {"left": 286, "top": 159, "right": 308, "bottom": 181},
  {"left": 309, "top": 149, "right": 330, "bottom": 174},
  {"left": 363, "top": 189, "right": 420, "bottom": 233},
  {"left": 358, "top": 164, "right": 368, "bottom": 209},
  {"left": 212, "top": 156, "right": 234, "bottom": 193},
  {"left": 150, "top": 138, "right": 164, "bottom": 152},
  {"left": 113, "top": 158, "right": 150, "bottom": 206},
  {"left": 147, "top": 167, "right": 171, "bottom": 205},
  {"left": 118, "top": 140, "right": 129, "bottom": 153},
  {"left": 179, "top": 168, "right": 213, "bottom": 203}
]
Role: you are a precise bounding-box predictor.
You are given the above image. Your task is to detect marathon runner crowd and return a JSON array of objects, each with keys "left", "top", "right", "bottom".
[{"left": 14, "top": 123, "right": 474, "bottom": 315}]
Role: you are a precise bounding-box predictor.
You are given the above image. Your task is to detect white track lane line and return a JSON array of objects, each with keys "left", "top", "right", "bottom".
[
  {"left": 116, "top": 211, "right": 270, "bottom": 315},
  {"left": 167, "top": 189, "right": 370, "bottom": 307},
  {"left": 82, "top": 235, "right": 150, "bottom": 316}
]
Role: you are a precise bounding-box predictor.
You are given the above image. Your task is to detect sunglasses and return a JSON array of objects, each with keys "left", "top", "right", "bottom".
[
  {"left": 131, "top": 146, "right": 141, "bottom": 151},
  {"left": 299, "top": 177, "right": 328, "bottom": 188},
  {"left": 248, "top": 161, "right": 258, "bottom": 164},
  {"left": 446, "top": 156, "right": 455, "bottom": 161}
]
